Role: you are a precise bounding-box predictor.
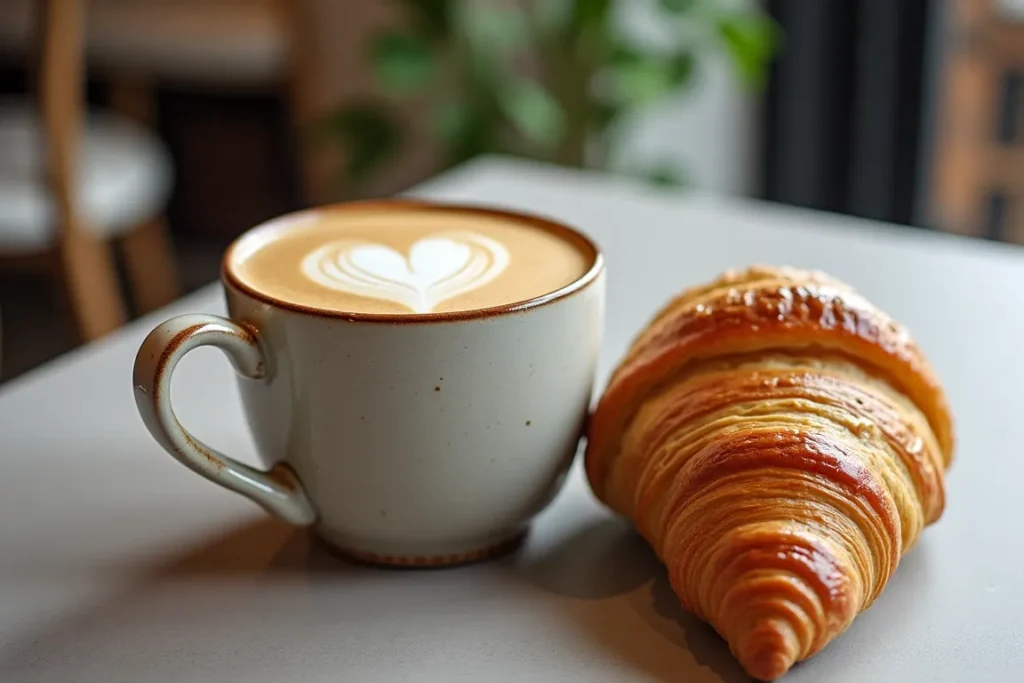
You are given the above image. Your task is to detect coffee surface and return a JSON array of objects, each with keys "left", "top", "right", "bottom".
[{"left": 229, "top": 206, "right": 592, "bottom": 315}]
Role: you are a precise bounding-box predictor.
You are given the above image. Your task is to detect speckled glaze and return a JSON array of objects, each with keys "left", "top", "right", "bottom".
[{"left": 133, "top": 202, "right": 605, "bottom": 566}]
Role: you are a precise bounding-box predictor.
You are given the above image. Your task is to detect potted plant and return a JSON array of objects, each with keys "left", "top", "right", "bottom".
[{"left": 318, "top": 0, "right": 778, "bottom": 194}]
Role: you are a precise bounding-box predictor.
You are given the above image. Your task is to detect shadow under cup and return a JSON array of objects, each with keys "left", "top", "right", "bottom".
[{"left": 133, "top": 200, "right": 606, "bottom": 568}]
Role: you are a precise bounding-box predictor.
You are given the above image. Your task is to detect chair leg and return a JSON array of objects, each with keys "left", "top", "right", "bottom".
[
  {"left": 120, "top": 216, "right": 181, "bottom": 314},
  {"left": 57, "top": 230, "right": 127, "bottom": 342}
]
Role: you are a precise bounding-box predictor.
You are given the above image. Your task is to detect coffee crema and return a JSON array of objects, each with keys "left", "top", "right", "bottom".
[{"left": 228, "top": 204, "right": 593, "bottom": 315}]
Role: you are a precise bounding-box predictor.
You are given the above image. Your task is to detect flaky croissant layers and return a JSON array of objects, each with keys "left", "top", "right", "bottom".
[{"left": 584, "top": 266, "right": 953, "bottom": 680}]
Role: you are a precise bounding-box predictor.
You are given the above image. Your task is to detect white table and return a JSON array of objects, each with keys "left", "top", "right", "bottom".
[{"left": 2, "top": 157, "right": 1022, "bottom": 683}]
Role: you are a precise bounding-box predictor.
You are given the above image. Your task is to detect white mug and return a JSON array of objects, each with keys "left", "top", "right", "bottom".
[{"left": 133, "top": 200, "right": 605, "bottom": 566}]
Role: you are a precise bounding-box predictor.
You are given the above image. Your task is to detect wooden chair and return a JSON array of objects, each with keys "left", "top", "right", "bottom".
[
  {"left": 931, "top": 0, "right": 1024, "bottom": 243},
  {"left": 0, "top": 0, "right": 179, "bottom": 342},
  {"left": 0, "top": 0, "right": 325, "bottom": 205},
  {"left": 0, "top": 0, "right": 437, "bottom": 210}
]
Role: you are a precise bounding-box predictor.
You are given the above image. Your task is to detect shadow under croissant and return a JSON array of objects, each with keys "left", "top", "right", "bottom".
[
  {"left": 520, "top": 515, "right": 939, "bottom": 682},
  {"left": 646, "top": 574, "right": 753, "bottom": 682},
  {"left": 519, "top": 515, "right": 752, "bottom": 682}
]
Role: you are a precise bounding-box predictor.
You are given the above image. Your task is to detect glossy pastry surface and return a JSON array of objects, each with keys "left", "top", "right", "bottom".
[{"left": 585, "top": 266, "right": 953, "bottom": 680}]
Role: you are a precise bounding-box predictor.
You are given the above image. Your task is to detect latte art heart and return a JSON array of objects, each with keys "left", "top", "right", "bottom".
[{"left": 300, "top": 231, "right": 511, "bottom": 313}]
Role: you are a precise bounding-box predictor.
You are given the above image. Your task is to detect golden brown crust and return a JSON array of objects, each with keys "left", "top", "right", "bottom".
[
  {"left": 625, "top": 366, "right": 945, "bottom": 529},
  {"left": 583, "top": 266, "right": 953, "bottom": 680},
  {"left": 588, "top": 269, "right": 954, "bottom": 497}
]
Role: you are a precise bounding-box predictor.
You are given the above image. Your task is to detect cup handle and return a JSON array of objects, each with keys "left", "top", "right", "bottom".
[{"left": 133, "top": 313, "right": 316, "bottom": 526}]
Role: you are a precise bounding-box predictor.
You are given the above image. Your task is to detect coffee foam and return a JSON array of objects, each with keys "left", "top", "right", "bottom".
[{"left": 229, "top": 205, "right": 593, "bottom": 315}]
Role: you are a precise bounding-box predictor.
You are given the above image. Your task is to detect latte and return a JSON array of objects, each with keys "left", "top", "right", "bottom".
[{"left": 228, "top": 203, "right": 594, "bottom": 315}]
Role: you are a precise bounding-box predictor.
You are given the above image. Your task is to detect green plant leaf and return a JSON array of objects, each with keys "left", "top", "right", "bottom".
[
  {"left": 570, "top": 0, "right": 611, "bottom": 29},
  {"left": 659, "top": 0, "right": 696, "bottom": 12},
  {"left": 319, "top": 102, "right": 402, "bottom": 181},
  {"left": 532, "top": 0, "right": 574, "bottom": 34},
  {"left": 716, "top": 14, "right": 779, "bottom": 88},
  {"left": 606, "top": 46, "right": 690, "bottom": 106},
  {"left": 431, "top": 98, "right": 498, "bottom": 164},
  {"left": 370, "top": 31, "right": 436, "bottom": 94},
  {"left": 431, "top": 98, "right": 485, "bottom": 155},
  {"left": 498, "top": 79, "right": 565, "bottom": 151},
  {"left": 567, "top": 0, "right": 613, "bottom": 59},
  {"left": 393, "top": 0, "right": 450, "bottom": 39},
  {"left": 668, "top": 50, "right": 696, "bottom": 87},
  {"left": 642, "top": 163, "right": 687, "bottom": 188},
  {"left": 590, "top": 100, "right": 620, "bottom": 130},
  {"left": 456, "top": 4, "right": 531, "bottom": 60},
  {"left": 432, "top": 99, "right": 473, "bottom": 147}
]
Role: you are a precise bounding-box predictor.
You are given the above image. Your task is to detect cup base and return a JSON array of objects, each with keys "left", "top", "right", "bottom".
[{"left": 315, "top": 529, "right": 527, "bottom": 569}]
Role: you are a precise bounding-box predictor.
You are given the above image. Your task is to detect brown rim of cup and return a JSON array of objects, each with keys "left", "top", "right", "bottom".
[{"left": 220, "top": 198, "right": 605, "bottom": 324}]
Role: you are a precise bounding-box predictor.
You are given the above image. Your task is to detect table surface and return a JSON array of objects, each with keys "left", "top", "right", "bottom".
[{"left": 2, "top": 157, "right": 1022, "bottom": 683}]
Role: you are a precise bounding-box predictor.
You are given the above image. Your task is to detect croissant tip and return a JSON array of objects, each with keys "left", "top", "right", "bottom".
[
  {"left": 734, "top": 618, "right": 799, "bottom": 681},
  {"left": 740, "top": 646, "right": 794, "bottom": 681}
]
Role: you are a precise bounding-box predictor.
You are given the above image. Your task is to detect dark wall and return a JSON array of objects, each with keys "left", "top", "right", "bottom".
[{"left": 762, "top": 0, "right": 933, "bottom": 226}]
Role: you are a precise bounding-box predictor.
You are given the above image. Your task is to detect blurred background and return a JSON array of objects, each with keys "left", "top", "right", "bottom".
[{"left": 0, "top": 0, "right": 1019, "bottom": 383}]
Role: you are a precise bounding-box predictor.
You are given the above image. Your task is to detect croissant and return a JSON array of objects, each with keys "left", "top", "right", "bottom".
[{"left": 585, "top": 266, "right": 953, "bottom": 680}]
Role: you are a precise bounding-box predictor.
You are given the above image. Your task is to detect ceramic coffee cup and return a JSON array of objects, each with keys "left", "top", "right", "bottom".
[{"left": 133, "top": 200, "right": 605, "bottom": 567}]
